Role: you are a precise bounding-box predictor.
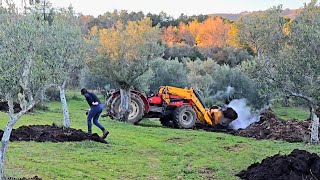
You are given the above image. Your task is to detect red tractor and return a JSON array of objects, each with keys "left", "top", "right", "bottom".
[{"left": 105, "top": 86, "right": 238, "bottom": 129}]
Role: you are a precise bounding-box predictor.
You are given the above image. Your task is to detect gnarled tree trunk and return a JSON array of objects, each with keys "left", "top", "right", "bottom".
[
  {"left": 0, "top": 97, "right": 34, "bottom": 178},
  {"left": 310, "top": 105, "right": 319, "bottom": 144},
  {"left": 287, "top": 90, "right": 319, "bottom": 144},
  {"left": 58, "top": 80, "right": 70, "bottom": 128},
  {"left": 119, "top": 88, "right": 131, "bottom": 121}
]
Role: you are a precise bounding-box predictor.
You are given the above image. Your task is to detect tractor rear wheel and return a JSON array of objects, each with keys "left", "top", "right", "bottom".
[
  {"left": 173, "top": 105, "right": 197, "bottom": 129},
  {"left": 111, "top": 93, "right": 144, "bottom": 124}
]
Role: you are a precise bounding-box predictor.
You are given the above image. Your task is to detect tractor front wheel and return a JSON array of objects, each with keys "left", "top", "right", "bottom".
[{"left": 173, "top": 105, "right": 197, "bottom": 129}]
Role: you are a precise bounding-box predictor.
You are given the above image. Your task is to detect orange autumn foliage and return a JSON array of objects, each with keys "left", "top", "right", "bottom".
[
  {"left": 196, "top": 17, "right": 230, "bottom": 47},
  {"left": 161, "top": 17, "right": 232, "bottom": 48}
]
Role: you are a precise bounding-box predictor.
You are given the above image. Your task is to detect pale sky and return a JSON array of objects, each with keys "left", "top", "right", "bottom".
[{"left": 16, "top": 0, "right": 312, "bottom": 17}]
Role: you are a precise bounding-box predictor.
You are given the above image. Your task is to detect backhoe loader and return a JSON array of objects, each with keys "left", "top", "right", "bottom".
[{"left": 105, "top": 86, "right": 238, "bottom": 129}]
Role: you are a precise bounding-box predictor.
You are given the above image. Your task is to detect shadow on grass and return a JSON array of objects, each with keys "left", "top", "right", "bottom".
[{"left": 137, "top": 119, "right": 163, "bottom": 128}]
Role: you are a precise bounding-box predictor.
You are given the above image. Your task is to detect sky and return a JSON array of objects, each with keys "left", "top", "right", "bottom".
[{"left": 14, "top": 0, "right": 311, "bottom": 17}]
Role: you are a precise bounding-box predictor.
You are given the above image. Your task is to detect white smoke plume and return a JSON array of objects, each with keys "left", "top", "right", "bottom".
[
  {"left": 227, "top": 99, "right": 260, "bottom": 130},
  {"left": 212, "top": 86, "right": 235, "bottom": 100}
]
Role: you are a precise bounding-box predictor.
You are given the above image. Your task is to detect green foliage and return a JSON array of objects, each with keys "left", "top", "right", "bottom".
[
  {"left": 163, "top": 46, "right": 252, "bottom": 66},
  {"left": 210, "top": 65, "right": 268, "bottom": 109},
  {"left": 149, "top": 58, "right": 188, "bottom": 94},
  {"left": 39, "top": 9, "right": 86, "bottom": 87},
  {"left": 79, "top": 65, "right": 111, "bottom": 90},
  {"left": 163, "top": 45, "right": 204, "bottom": 61},
  {"left": 0, "top": 99, "right": 319, "bottom": 179},
  {"left": 133, "top": 68, "right": 154, "bottom": 93},
  {"left": 187, "top": 59, "right": 267, "bottom": 109},
  {"left": 260, "top": 0, "right": 320, "bottom": 106},
  {"left": 45, "top": 87, "right": 60, "bottom": 101},
  {"left": 0, "top": 13, "right": 49, "bottom": 101},
  {"left": 186, "top": 59, "right": 217, "bottom": 105},
  {"left": 200, "top": 47, "right": 253, "bottom": 67},
  {"left": 237, "top": 5, "right": 286, "bottom": 58}
]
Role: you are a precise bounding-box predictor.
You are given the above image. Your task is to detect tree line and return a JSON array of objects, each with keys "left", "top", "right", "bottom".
[{"left": 0, "top": 0, "right": 319, "bottom": 178}]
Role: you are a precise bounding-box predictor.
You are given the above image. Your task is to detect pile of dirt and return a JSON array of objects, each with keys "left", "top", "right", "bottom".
[
  {"left": 0, "top": 124, "right": 107, "bottom": 143},
  {"left": 237, "top": 149, "right": 320, "bottom": 180},
  {"left": 228, "top": 110, "right": 311, "bottom": 143},
  {"left": 0, "top": 101, "right": 22, "bottom": 113}
]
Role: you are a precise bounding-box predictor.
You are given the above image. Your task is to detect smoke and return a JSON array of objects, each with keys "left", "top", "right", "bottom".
[
  {"left": 211, "top": 86, "right": 263, "bottom": 130},
  {"left": 227, "top": 99, "right": 260, "bottom": 130},
  {"left": 212, "top": 86, "right": 235, "bottom": 101}
]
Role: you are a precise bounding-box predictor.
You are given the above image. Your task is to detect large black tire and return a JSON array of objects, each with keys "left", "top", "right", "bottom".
[
  {"left": 111, "top": 93, "right": 144, "bottom": 124},
  {"left": 173, "top": 105, "right": 197, "bottom": 129}
]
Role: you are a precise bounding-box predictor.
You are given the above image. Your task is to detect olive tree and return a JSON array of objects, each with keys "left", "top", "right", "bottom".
[
  {"left": 88, "top": 18, "right": 164, "bottom": 121},
  {"left": 260, "top": 1, "right": 320, "bottom": 144},
  {"left": 0, "top": 13, "right": 49, "bottom": 177},
  {"left": 186, "top": 59, "right": 217, "bottom": 105},
  {"left": 187, "top": 59, "right": 267, "bottom": 108},
  {"left": 40, "top": 9, "right": 86, "bottom": 128},
  {"left": 237, "top": 5, "right": 285, "bottom": 59},
  {"left": 149, "top": 58, "right": 188, "bottom": 94}
]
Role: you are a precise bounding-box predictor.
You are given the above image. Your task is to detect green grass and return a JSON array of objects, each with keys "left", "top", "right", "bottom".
[
  {"left": 272, "top": 106, "right": 309, "bottom": 120},
  {"left": 0, "top": 96, "right": 319, "bottom": 179}
]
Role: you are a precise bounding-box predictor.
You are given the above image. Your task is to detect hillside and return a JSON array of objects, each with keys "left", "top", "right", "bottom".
[{"left": 208, "top": 8, "right": 302, "bottom": 21}]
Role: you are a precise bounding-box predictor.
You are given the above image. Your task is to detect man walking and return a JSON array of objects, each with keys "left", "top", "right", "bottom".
[{"left": 81, "top": 88, "right": 109, "bottom": 139}]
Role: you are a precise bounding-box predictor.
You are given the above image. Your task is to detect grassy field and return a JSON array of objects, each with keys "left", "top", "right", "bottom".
[
  {"left": 272, "top": 106, "right": 310, "bottom": 120},
  {"left": 0, "top": 92, "right": 319, "bottom": 179}
]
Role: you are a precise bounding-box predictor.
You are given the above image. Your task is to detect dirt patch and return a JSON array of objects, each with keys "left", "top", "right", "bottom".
[
  {"left": 223, "top": 144, "right": 245, "bottom": 151},
  {"left": 164, "top": 137, "right": 190, "bottom": 143},
  {"left": 198, "top": 167, "right": 215, "bottom": 180},
  {"left": 0, "top": 124, "right": 107, "bottom": 143},
  {"left": 237, "top": 149, "right": 320, "bottom": 180},
  {"left": 228, "top": 110, "right": 311, "bottom": 143}
]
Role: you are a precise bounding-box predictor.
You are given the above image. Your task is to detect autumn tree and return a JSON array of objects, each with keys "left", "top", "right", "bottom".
[
  {"left": 177, "top": 22, "right": 195, "bottom": 46},
  {"left": 196, "top": 17, "right": 230, "bottom": 48},
  {"left": 226, "top": 22, "right": 241, "bottom": 47},
  {"left": 89, "top": 18, "right": 164, "bottom": 121},
  {"left": 161, "top": 26, "right": 179, "bottom": 46}
]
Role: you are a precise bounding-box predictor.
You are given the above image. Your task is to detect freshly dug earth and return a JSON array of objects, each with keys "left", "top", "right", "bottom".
[
  {"left": 228, "top": 110, "right": 311, "bottom": 143},
  {"left": 0, "top": 124, "right": 107, "bottom": 143},
  {"left": 237, "top": 149, "right": 320, "bottom": 180},
  {"left": 197, "top": 110, "right": 312, "bottom": 143}
]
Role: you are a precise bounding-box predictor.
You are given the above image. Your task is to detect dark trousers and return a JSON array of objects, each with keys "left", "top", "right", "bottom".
[{"left": 87, "top": 103, "right": 105, "bottom": 133}]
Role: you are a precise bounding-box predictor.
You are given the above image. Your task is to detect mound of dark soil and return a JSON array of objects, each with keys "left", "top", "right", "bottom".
[
  {"left": 228, "top": 110, "right": 311, "bottom": 143},
  {"left": 237, "top": 149, "right": 320, "bottom": 180},
  {"left": 0, "top": 124, "right": 107, "bottom": 143}
]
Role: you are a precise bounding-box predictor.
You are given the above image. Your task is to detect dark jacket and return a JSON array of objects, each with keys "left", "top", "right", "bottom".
[{"left": 84, "top": 92, "right": 101, "bottom": 107}]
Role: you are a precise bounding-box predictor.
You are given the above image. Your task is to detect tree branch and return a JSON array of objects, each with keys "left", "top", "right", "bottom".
[{"left": 285, "top": 89, "right": 315, "bottom": 105}]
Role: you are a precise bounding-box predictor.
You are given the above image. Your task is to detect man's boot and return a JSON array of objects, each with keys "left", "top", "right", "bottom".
[{"left": 102, "top": 129, "right": 109, "bottom": 139}]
